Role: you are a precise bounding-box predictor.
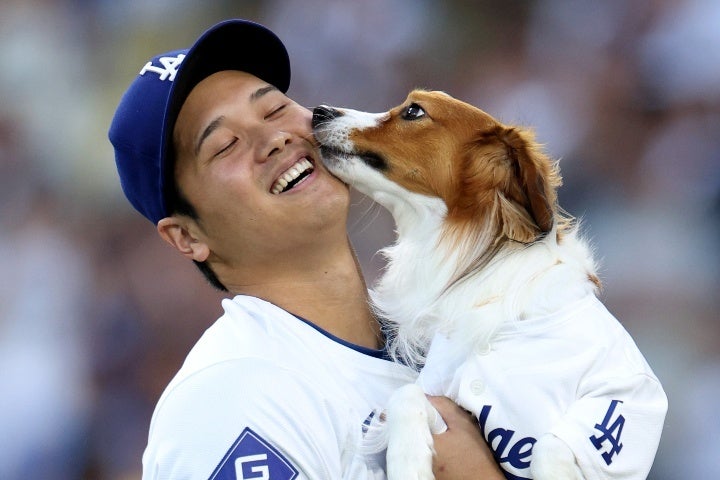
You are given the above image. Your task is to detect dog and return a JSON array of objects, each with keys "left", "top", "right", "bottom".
[{"left": 312, "top": 90, "right": 667, "bottom": 480}]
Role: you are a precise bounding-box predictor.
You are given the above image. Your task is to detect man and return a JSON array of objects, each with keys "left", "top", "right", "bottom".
[{"left": 109, "top": 19, "right": 503, "bottom": 479}]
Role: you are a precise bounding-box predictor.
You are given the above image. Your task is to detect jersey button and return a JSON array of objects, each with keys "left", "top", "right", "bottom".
[{"left": 470, "top": 379, "right": 485, "bottom": 395}]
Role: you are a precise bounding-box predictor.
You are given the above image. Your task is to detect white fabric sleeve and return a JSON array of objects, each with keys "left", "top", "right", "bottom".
[
  {"left": 142, "top": 357, "right": 351, "bottom": 480},
  {"left": 550, "top": 372, "right": 668, "bottom": 480}
]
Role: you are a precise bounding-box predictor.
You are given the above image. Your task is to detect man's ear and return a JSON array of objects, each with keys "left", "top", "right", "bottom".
[{"left": 157, "top": 216, "right": 210, "bottom": 262}]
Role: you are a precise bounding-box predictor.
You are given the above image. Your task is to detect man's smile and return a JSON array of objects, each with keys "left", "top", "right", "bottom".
[{"left": 270, "top": 157, "right": 315, "bottom": 194}]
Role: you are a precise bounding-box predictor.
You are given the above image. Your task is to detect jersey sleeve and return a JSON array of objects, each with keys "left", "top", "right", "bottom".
[
  {"left": 549, "top": 365, "right": 668, "bottom": 479},
  {"left": 142, "top": 357, "right": 351, "bottom": 480}
]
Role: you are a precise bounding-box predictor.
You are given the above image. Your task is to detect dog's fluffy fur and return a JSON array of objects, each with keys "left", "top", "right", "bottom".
[
  {"left": 314, "top": 90, "right": 599, "bottom": 366},
  {"left": 312, "top": 90, "right": 665, "bottom": 480}
]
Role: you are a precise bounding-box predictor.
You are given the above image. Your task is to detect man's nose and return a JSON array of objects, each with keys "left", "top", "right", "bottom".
[{"left": 264, "top": 130, "right": 292, "bottom": 159}]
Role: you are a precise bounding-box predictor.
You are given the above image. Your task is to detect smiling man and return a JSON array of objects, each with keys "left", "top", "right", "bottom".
[
  {"left": 109, "top": 19, "right": 503, "bottom": 480},
  {"left": 158, "top": 69, "right": 367, "bottom": 340}
]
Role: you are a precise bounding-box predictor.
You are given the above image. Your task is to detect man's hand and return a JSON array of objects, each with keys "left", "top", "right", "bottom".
[{"left": 429, "top": 396, "right": 505, "bottom": 480}]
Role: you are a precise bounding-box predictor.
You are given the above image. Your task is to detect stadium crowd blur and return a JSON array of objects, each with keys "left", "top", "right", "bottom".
[{"left": 0, "top": 0, "right": 718, "bottom": 478}]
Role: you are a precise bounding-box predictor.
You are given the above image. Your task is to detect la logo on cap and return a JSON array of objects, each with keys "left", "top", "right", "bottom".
[{"left": 139, "top": 54, "right": 186, "bottom": 81}]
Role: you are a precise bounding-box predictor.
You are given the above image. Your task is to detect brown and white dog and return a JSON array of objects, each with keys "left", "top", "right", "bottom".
[{"left": 312, "top": 90, "right": 666, "bottom": 480}]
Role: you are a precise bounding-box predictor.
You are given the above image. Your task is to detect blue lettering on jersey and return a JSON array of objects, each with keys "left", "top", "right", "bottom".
[
  {"left": 208, "top": 427, "right": 299, "bottom": 480},
  {"left": 589, "top": 399, "right": 625, "bottom": 465},
  {"left": 477, "top": 405, "right": 534, "bottom": 480},
  {"left": 362, "top": 410, "right": 377, "bottom": 435}
]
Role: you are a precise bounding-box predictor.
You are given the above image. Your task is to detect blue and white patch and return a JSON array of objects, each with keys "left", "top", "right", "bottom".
[{"left": 209, "top": 427, "right": 299, "bottom": 480}]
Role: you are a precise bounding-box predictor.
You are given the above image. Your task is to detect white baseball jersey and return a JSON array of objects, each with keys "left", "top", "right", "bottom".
[
  {"left": 142, "top": 295, "right": 417, "bottom": 480},
  {"left": 418, "top": 294, "right": 667, "bottom": 480}
]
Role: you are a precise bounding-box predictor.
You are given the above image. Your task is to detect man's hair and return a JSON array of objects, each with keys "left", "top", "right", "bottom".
[{"left": 166, "top": 181, "right": 228, "bottom": 292}]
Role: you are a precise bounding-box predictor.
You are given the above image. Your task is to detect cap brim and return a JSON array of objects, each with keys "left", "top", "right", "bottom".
[{"left": 159, "top": 19, "right": 291, "bottom": 212}]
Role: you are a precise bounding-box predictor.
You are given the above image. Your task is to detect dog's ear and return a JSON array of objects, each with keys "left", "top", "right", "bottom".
[
  {"left": 501, "top": 127, "right": 556, "bottom": 232},
  {"left": 456, "top": 123, "right": 559, "bottom": 243},
  {"left": 468, "top": 125, "right": 557, "bottom": 243}
]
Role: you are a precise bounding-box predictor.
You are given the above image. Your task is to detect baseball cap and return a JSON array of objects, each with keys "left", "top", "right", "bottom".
[{"left": 108, "top": 19, "right": 291, "bottom": 224}]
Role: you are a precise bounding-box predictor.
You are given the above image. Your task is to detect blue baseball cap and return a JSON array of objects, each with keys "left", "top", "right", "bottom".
[{"left": 108, "top": 19, "right": 291, "bottom": 224}]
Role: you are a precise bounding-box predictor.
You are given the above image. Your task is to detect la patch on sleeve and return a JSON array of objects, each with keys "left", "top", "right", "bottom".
[{"left": 208, "top": 427, "right": 299, "bottom": 480}]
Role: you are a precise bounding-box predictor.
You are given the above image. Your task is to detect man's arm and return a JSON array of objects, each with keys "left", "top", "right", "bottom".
[
  {"left": 430, "top": 396, "right": 505, "bottom": 480},
  {"left": 143, "top": 359, "right": 345, "bottom": 479}
]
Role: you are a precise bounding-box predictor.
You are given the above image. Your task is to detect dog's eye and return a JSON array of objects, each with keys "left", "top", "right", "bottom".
[{"left": 402, "top": 103, "right": 426, "bottom": 120}]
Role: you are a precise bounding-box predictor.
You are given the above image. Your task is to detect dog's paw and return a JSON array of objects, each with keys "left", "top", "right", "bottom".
[
  {"left": 530, "top": 433, "right": 584, "bottom": 480},
  {"left": 386, "top": 384, "right": 437, "bottom": 480},
  {"left": 386, "top": 453, "right": 435, "bottom": 480},
  {"left": 387, "top": 440, "right": 435, "bottom": 480}
]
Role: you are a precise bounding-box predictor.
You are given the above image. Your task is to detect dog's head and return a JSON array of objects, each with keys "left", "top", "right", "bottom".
[{"left": 312, "top": 89, "right": 562, "bottom": 244}]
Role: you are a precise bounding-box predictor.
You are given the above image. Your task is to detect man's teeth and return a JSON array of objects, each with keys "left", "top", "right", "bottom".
[{"left": 271, "top": 158, "right": 314, "bottom": 194}]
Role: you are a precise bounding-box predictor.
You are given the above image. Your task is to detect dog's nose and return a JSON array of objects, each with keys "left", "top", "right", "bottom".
[{"left": 312, "top": 106, "right": 342, "bottom": 128}]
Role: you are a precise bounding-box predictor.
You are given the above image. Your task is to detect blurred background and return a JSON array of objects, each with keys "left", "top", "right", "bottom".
[{"left": 0, "top": 0, "right": 718, "bottom": 478}]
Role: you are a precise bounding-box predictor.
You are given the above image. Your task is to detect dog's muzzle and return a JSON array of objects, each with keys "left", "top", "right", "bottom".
[{"left": 312, "top": 105, "right": 343, "bottom": 128}]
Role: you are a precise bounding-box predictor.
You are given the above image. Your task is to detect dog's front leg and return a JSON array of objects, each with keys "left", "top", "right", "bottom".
[
  {"left": 386, "top": 383, "right": 447, "bottom": 480},
  {"left": 530, "top": 433, "right": 584, "bottom": 480}
]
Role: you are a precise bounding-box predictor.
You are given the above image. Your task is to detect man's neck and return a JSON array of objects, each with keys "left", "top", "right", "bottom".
[{"left": 223, "top": 242, "right": 382, "bottom": 350}]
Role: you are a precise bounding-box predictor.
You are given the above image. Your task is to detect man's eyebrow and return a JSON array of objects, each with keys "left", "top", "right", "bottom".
[
  {"left": 194, "top": 85, "right": 280, "bottom": 156},
  {"left": 195, "top": 116, "right": 225, "bottom": 157},
  {"left": 251, "top": 84, "right": 279, "bottom": 102}
]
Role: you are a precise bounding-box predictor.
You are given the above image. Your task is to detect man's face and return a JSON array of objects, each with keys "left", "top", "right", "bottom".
[{"left": 172, "top": 70, "right": 350, "bottom": 271}]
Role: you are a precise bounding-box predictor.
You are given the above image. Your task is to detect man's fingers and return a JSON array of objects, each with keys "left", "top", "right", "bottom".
[
  {"left": 427, "top": 399, "right": 448, "bottom": 434},
  {"left": 427, "top": 395, "right": 475, "bottom": 429}
]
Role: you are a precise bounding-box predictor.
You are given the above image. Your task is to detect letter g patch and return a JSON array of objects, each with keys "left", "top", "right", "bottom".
[{"left": 209, "top": 427, "right": 298, "bottom": 480}]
